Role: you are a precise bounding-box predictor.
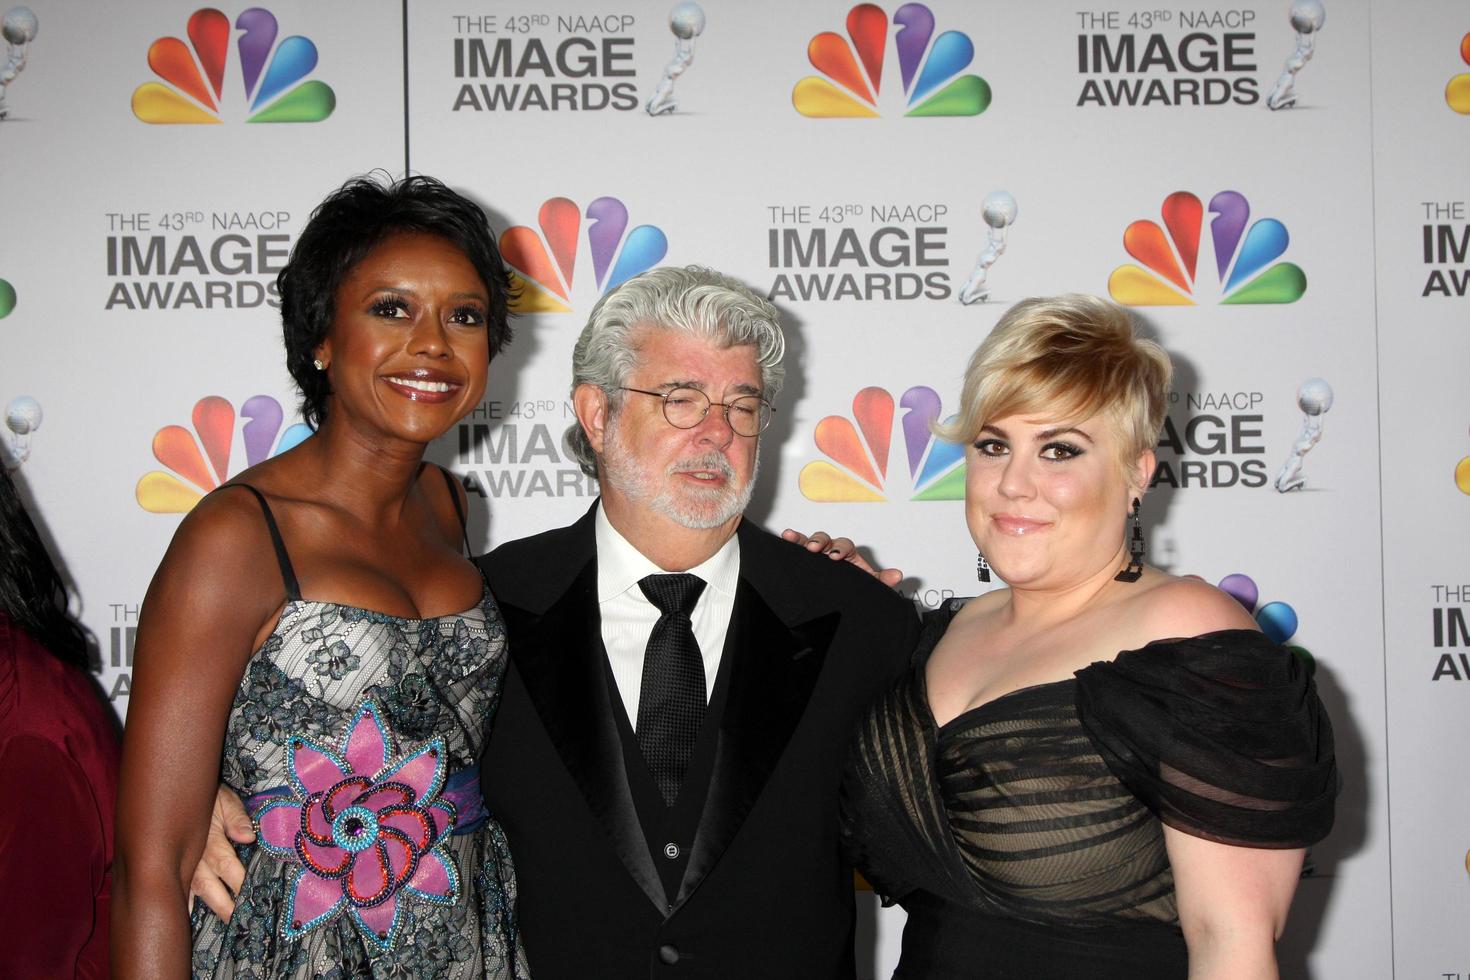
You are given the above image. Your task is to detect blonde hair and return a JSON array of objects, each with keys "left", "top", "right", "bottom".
[{"left": 939, "top": 294, "right": 1172, "bottom": 462}]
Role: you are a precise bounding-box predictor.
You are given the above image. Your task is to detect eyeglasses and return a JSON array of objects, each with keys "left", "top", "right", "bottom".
[{"left": 619, "top": 386, "right": 774, "bottom": 437}]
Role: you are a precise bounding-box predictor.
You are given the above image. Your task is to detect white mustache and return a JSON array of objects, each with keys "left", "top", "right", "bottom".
[{"left": 667, "top": 453, "right": 735, "bottom": 480}]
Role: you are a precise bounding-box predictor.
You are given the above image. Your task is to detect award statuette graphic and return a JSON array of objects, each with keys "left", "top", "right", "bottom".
[
  {"left": 646, "top": 2, "right": 705, "bottom": 116},
  {"left": 958, "top": 192, "right": 1017, "bottom": 306},
  {"left": 1266, "top": 0, "right": 1325, "bottom": 110},
  {"left": 0, "top": 5, "right": 38, "bottom": 120},
  {"left": 3, "top": 395, "right": 41, "bottom": 469},
  {"left": 1274, "top": 378, "right": 1332, "bottom": 492}
]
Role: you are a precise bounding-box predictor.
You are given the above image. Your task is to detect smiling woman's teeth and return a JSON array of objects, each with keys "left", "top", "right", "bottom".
[{"left": 389, "top": 378, "right": 452, "bottom": 392}]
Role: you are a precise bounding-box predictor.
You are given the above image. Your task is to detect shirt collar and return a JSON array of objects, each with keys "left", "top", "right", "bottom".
[{"left": 595, "top": 502, "right": 741, "bottom": 603}]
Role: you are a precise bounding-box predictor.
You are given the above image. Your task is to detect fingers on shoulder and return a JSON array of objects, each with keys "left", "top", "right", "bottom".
[
  {"left": 779, "top": 528, "right": 837, "bottom": 549},
  {"left": 1143, "top": 576, "right": 1259, "bottom": 637}
]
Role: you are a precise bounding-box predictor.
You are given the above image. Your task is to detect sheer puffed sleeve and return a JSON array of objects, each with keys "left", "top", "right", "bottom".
[{"left": 1074, "top": 629, "right": 1337, "bottom": 848}]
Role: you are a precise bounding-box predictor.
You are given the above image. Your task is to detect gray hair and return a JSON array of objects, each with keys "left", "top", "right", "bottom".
[{"left": 566, "top": 265, "right": 787, "bottom": 478}]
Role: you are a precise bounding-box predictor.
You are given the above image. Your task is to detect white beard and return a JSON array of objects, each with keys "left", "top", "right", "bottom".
[{"left": 600, "top": 419, "right": 758, "bottom": 530}]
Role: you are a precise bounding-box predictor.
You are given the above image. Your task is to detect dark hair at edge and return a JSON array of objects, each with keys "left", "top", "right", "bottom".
[
  {"left": 0, "top": 467, "right": 92, "bottom": 669},
  {"left": 279, "top": 173, "right": 515, "bottom": 430}
]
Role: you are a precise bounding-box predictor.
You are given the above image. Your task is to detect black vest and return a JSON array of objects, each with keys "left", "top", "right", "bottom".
[{"left": 604, "top": 633, "right": 733, "bottom": 908}]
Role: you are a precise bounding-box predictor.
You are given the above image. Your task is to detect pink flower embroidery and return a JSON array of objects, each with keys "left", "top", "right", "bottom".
[{"left": 255, "top": 700, "right": 459, "bottom": 953}]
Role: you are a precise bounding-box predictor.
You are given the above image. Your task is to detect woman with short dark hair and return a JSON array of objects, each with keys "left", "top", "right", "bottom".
[
  {"left": 278, "top": 174, "right": 514, "bottom": 431},
  {"left": 113, "top": 174, "right": 528, "bottom": 978}
]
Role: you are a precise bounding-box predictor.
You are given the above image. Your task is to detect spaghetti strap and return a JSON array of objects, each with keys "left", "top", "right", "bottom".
[
  {"left": 224, "top": 484, "right": 303, "bottom": 601},
  {"left": 436, "top": 465, "right": 473, "bottom": 556}
]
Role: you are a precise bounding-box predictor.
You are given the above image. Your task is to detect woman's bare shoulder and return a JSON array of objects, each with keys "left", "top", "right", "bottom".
[
  {"left": 169, "top": 484, "right": 274, "bottom": 555},
  {"left": 1130, "top": 573, "right": 1260, "bottom": 639},
  {"left": 146, "top": 485, "right": 283, "bottom": 608}
]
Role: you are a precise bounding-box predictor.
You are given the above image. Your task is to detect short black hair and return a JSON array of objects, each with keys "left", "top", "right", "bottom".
[{"left": 279, "top": 173, "right": 514, "bottom": 428}]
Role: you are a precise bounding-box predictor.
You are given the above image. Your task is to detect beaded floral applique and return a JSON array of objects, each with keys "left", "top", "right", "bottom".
[{"left": 254, "top": 699, "right": 461, "bottom": 955}]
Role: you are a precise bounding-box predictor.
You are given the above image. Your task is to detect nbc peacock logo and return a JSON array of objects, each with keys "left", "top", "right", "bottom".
[
  {"left": 793, "top": 3, "right": 990, "bottom": 118},
  {"left": 132, "top": 8, "right": 335, "bottom": 124},
  {"left": 1108, "top": 190, "right": 1307, "bottom": 306},
  {"left": 799, "top": 386, "right": 965, "bottom": 502},
  {"left": 1448, "top": 31, "right": 1470, "bottom": 114},
  {"left": 136, "top": 395, "right": 312, "bottom": 513},
  {"left": 499, "top": 197, "right": 668, "bottom": 314}
]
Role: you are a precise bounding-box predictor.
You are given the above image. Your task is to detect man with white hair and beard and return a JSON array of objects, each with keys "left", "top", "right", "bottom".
[
  {"left": 190, "top": 266, "right": 918, "bottom": 978},
  {"left": 477, "top": 265, "right": 919, "bottom": 978}
]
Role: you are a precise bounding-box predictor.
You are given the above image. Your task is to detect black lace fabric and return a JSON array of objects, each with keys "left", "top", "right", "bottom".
[{"left": 840, "top": 607, "right": 1337, "bottom": 977}]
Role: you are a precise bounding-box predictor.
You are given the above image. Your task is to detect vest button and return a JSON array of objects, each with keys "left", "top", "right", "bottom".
[
  {"left": 663, "top": 842, "right": 680, "bottom": 859},
  {"left": 658, "top": 943, "right": 680, "bottom": 964}
]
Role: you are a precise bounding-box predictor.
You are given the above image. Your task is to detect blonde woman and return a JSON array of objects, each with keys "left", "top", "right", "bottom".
[{"left": 839, "top": 295, "right": 1337, "bottom": 979}]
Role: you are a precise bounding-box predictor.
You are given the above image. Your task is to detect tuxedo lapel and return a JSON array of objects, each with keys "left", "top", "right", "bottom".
[
  {"left": 505, "top": 558, "right": 667, "bottom": 913},
  {"left": 672, "top": 578, "right": 841, "bottom": 908}
]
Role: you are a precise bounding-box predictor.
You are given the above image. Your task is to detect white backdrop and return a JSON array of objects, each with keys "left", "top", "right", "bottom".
[{"left": 1, "top": 1, "right": 1466, "bottom": 975}]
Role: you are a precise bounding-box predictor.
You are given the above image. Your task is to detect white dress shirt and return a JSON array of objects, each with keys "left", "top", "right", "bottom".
[{"left": 595, "top": 504, "right": 740, "bottom": 724}]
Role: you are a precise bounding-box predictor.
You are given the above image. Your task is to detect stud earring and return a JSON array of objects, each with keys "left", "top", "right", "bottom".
[
  {"left": 313, "top": 358, "right": 325, "bottom": 371},
  {"left": 1114, "top": 498, "right": 1144, "bottom": 583},
  {"left": 976, "top": 552, "right": 991, "bottom": 583}
]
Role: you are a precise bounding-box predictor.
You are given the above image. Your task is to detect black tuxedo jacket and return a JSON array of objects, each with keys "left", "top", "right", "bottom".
[{"left": 478, "top": 505, "right": 919, "bottom": 979}]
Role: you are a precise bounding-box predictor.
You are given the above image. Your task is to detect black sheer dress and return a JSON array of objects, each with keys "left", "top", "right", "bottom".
[{"left": 840, "top": 601, "right": 1337, "bottom": 979}]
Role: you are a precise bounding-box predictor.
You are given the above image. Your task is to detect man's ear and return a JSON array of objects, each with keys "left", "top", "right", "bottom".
[
  {"left": 572, "top": 383, "right": 610, "bottom": 455},
  {"left": 1130, "top": 449, "right": 1157, "bottom": 500}
]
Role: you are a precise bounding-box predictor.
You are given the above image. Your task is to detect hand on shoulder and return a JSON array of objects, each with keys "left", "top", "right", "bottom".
[
  {"left": 1133, "top": 574, "right": 1260, "bottom": 641},
  {"left": 778, "top": 528, "right": 903, "bottom": 588}
]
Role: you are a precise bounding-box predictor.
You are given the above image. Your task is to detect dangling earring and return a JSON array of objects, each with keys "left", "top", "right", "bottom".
[
  {"left": 976, "top": 552, "right": 991, "bottom": 583},
  {"left": 1114, "top": 498, "right": 1144, "bottom": 583},
  {"left": 313, "top": 358, "right": 326, "bottom": 371}
]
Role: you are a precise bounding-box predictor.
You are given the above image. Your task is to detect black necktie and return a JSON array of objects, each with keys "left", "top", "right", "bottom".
[{"left": 635, "top": 573, "right": 708, "bottom": 806}]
